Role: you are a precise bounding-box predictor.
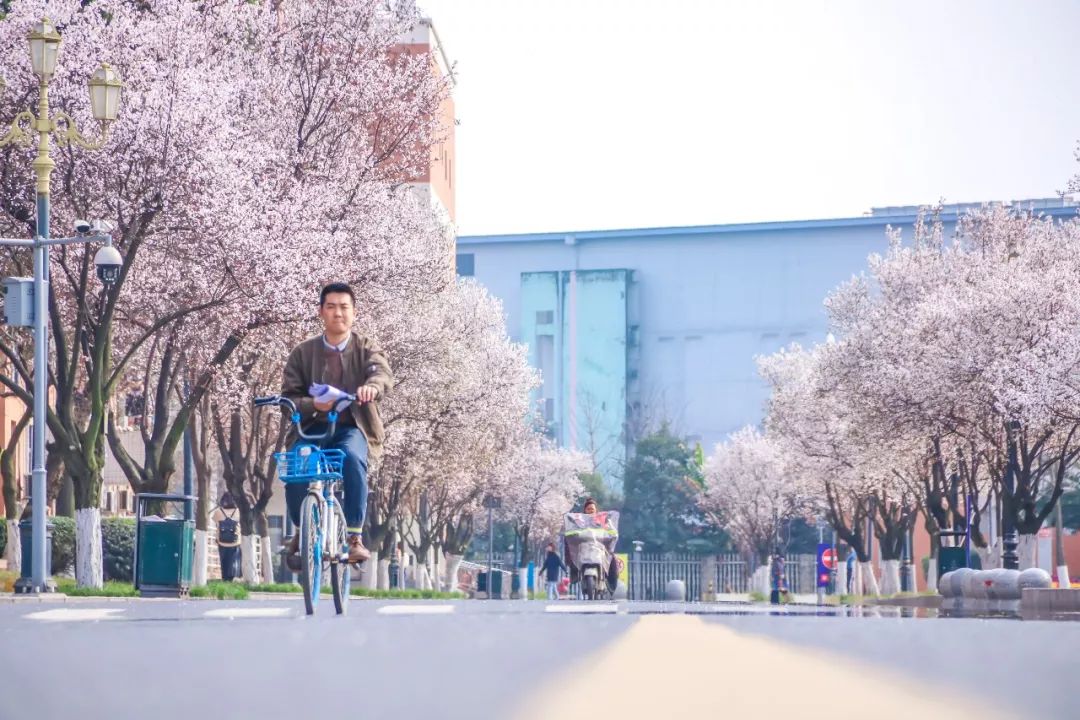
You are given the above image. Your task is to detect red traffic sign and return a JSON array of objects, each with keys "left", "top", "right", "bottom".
[{"left": 820, "top": 548, "right": 837, "bottom": 570}]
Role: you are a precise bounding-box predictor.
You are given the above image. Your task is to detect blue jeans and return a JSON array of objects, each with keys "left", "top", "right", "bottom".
[{"left": 285, "top": 423, "right": 369, "bottom": 534}]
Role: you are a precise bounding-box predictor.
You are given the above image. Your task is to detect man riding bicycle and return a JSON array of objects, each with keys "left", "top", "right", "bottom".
[{"left": 282, "top": 282, "right": 393, "bottom": 566}]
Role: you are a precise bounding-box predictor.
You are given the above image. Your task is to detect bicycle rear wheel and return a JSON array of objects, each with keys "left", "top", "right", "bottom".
[
  {"left": 330, "top": 503, "right": 350, "bottom": 615},
  {"left": 299, "top": 494, "right": 322, "bottom": 616}
]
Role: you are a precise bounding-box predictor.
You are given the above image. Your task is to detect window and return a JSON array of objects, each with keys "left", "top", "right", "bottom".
[
  {"left": 543, "top": 398, "right": 555, "bottom": 422},
  {"left": 536, "top": 310, "right": 554, "bottom": 325},
  {"left": 119, "top": 490, "right": 129, "bottom": 513},
  {"left": 456, "top": 253, "right": 474, "bottom": 277}
]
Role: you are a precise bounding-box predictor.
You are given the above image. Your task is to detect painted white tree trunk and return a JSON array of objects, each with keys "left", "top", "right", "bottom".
[
  {"left": 976, "top": 546, "right": 995, "bottom": 570},
  {"left": 879, "top": 559, "right": 901, "bottom": 596},
  {"left": 1056, "top": 565, "right": 1071, "bottom": 588},
  {"left": 836, "top": 562, "right": 847, "bottom": 596},
  {"left": 859, "top": 560, "right": 880, "bottom": 596},
  {"left": 193, "top": 529, "right": 208, "bottom": 587},
  {"left": 749, "top": 563, "right": 770, "bottom": 596},
  {"left": 444, "top": 553, "right": 464, "bottom": 593},
  {"left": 360, "top": 550, "right": 379, "bottom": 589},
  {"left": 1018, "top": 534, "right": 1038, "bottom": 570},
  {"left": 414, "top": 562, "right": 431, "bottom": 591},
  {"left": 852, "top": 562, "right": 862, "bottom": 596},
  {"left": 241, "top": 534, "right": 260, "bottom": 584},
  {"left": 75, "top": 508, "right": 103, "bottom": 588},
  {"left": 5, "top": 518, "right": 21, "bottom": 574},
  {"left": 377, "top": 557, "right": 390, "bottom": 589},
  {"left": 926, "top": 558, "right": 938, "bottom": 593},
  {"left": 424, "top": 547, "right": 436, "bottom": 591},
  {"left": 259, "top": 534, "right": 274, "bottom": 585}
]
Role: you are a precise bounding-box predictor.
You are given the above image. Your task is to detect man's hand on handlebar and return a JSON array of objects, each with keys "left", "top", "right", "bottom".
[{"left": 356, "top": 385, "right": 378, "bottom": 404}]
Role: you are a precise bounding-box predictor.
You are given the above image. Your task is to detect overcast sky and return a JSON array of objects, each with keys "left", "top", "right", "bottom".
[{"left": 417, "top": 0, "right": 1080, "bottom": 236}]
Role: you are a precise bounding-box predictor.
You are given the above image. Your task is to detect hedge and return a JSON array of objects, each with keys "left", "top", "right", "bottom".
[{"left": 102, "top": 517, "right": 135, "bottom": 583}]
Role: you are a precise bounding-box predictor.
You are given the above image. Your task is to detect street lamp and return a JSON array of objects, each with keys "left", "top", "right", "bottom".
[
  {"left": 1, "top": 18, "right": 122, "bottom": 593},
  {"left": 1002, "top": 419, "right": 1021, "bottom": 570}
]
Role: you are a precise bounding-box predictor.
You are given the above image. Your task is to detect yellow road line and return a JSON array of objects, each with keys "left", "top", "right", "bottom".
[{"left": 517, "top": 615, "right": 1011, "bottom": 720}]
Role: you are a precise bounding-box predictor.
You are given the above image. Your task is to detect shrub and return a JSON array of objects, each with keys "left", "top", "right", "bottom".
[
  {"left": 51, "top": 517, "right": 75, "bottom": 575},
  {"left": 101, "top": 517, "right": 135, "bottom": 583}
]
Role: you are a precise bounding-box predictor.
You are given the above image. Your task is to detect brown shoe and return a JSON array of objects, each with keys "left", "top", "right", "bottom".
[
  {"left": 283, "top": 534, "right": 300, "bottom": 573},
  {"left": 347, "top": 535, "right": 371, "bottom": 564}
]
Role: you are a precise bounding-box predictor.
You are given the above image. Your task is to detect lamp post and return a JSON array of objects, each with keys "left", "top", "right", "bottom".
[
  {"left": 1002, "top": 420, "right": 1021, "bottom": 570},
  {"left": 0, "top": 18, "right": 122, "bottom": 593}
]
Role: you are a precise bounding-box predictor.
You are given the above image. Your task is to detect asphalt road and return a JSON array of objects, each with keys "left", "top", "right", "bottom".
[{"left": 0, "top": 598, "right": 1074, "bottom": 720}]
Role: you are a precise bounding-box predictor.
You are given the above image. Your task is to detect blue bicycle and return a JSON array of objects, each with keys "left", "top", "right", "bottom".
[{"left": 254, "top": 394, "right": 354, "bottom": 616}]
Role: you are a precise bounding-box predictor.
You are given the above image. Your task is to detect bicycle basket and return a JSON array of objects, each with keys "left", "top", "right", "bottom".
[{"left": 274, "top": 446, "right": 346, "bottom": 483}]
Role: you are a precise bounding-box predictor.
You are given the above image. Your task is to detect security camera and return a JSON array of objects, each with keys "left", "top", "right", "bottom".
[
  {"left": 73, "top": 219, "right": 92, "bottom": 235},
  {"left": 91, "top": 219, "right": 116, "bottom": 234},
  {"left": 94, "top": 244, "right": 123, "bottom": 285}
]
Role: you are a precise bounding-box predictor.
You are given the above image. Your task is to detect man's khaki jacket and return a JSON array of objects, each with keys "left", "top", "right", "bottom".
[{"left": 281, "top": 331, "right": 394, "bottom": 458}]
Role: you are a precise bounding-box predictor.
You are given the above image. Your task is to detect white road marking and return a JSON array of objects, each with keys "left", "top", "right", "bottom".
[
  {"left": 25, "top": 608, "right": 125, "bottom": 623},
  {"left": 545, "top": 603, "right": 618, "bottom": 614},
  {"left": 203, "top": 607, "right": 294, "bottom": 619},
  {"left": 376, "top": 604, "right": 456, "bottom": 615}
]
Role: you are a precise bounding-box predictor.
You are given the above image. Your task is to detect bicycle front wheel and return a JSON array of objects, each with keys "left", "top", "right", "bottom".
[
  {"left": 299, "top": 494, "right": 322, "bottom": 616},
  {"left": 330, "top": 503, "right": 350, "bottom": 615}
]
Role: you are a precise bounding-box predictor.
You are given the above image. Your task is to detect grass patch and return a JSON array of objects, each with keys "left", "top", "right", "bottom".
[
  {"left": 246, "top": 582, "right": 303, "bottom": 594},
  {"left": 748, "top": 591, "right": 767, "bottom": 603},
  {"left": 190, "top": 581, "right": 249, "bottom": 600},
  {"left": 350, "top": 587, "right": 464, "bottom": 600},
  {"left": 247, "top": 582, "right": 463, "bottom": 600},
  {"left": 54, "top": 579, "right": 139, "bottom": 597}
]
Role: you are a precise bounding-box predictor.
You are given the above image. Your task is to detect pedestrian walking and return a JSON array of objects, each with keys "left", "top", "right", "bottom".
[
  {"left": 770, "top": 549, "right": 786, "bottom": 605},
  {"left": 846, "top": 549, "right": 856, "bottom": 594},
  {"left": 213, "top": 492, "right": 242, "bottom": 582},
  {"left": 540, "top": 543, "right": 567, "bottom": 600}
]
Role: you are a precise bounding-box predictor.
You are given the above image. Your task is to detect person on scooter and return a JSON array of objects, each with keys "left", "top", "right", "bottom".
[
  {"left": 281, "top": 282, "right": 393, "bottom": 567},
  {"left": 565, "top": 497, "right": 618, "bottom": 595}
]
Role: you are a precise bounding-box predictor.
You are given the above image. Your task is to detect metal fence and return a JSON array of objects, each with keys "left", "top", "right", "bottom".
[{"left": 630, "top": 553, "right": 819, "bottom": 600}]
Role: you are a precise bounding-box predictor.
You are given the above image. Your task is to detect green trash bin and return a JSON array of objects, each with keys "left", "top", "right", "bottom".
[
  {"left": 938, "top": 546, "right": 981, "bottom": 575},
  {"left": 135, "top": 493, "right": 194, "bottom": 597}
]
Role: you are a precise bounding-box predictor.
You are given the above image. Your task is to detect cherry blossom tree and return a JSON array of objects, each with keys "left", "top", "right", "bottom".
[
  {"left": 0, "top": 0, "right": 450, "bottom": 586},
  {"left": 500, "top": 439, "right": 590, "bottom": 568},
  {"left": 702, "top": 426, "right": 811, "bottom": 564}
]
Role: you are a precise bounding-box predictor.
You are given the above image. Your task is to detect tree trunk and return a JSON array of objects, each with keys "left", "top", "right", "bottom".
[
  {"left": 1055, "top": 502, "right": 1070, "bottom": 588},
  {"left": 255, "top": 511, "right": 273, "bottom": 586},
  {"left": 1018, "top": 533, "right": 1038, "bottom": 570},
  {"left": 926, "top": 558, "right": 938, "bottom": 593},
  {"left": 879, "top": 559, "right": 901, "bottom": 595},
  {"left": 241, "top": 534, "right": 259, "bottom": 584},
  {"left": 360, "top": 550, "right": 379, "bottom": 589},
  {"left": 55, "top": 476, "right": 75, "bottom": 518},
  {"left": 193, "top": 529, "right": 208, "bottom": 586},
  {"left": 443, "top": 552, "right": 464, "bottom": 593},
  {"left": 5, "top": 518, "right": 21, "bottom": 573},
  {"left": 75, "top": 508, "right": 104, "bottom": 589},
  {"left": 836, "top": 560, "right": 847, "bottom": 596},
  {"left": 859, "top": 560, "right": 880, "bottom": 596},
  {"left": 377, "top": 557, "right": 391, "bottom": 590}
]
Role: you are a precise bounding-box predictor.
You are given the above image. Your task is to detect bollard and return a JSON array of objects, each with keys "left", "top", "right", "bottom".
[
  {"left": 938, "top": 571, "right": 954, "bottom": 598},
  {"left": 665, "top": 579, "right": 686, "bottom": 602},
  {"left": 951, "top": 567, "right": 975, "bottom": 598},
  {"left": 1018, "top": 568, "right": 1052, "bottom": 592}
]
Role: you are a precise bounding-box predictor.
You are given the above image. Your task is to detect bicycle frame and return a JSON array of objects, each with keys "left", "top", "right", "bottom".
[{"left": 254, "top": 393, "right": 355, "bottom": 613}]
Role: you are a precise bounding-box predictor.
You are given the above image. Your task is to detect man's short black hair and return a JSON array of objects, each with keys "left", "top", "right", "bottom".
[{"left": 320, "top": 282, "right": 356, "bottom": 306}]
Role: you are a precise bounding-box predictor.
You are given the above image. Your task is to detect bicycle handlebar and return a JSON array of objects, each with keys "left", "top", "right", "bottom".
[{"left": 252, "top": 393, "right": 357, "bottom": 442}]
